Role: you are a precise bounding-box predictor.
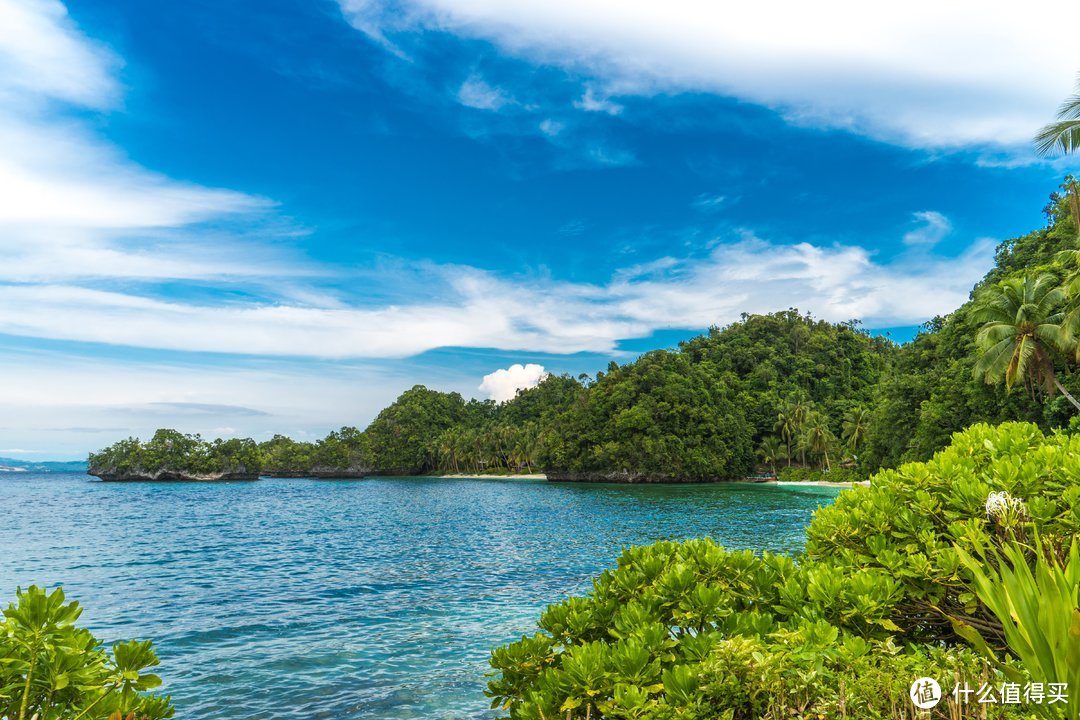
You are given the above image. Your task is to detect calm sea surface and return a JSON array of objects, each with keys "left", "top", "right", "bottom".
[{"left": 1, "top": 473, "right": 840, "bottom": 719}]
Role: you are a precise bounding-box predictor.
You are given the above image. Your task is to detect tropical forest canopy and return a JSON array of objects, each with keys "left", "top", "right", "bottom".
[{"left": 89, "top": 181, "right": 1080, "bottom": 480}]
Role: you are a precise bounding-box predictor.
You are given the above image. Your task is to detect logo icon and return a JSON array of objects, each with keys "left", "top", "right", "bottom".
[{"left": 910, "top": 677, "right": 942, "bottom": 709}]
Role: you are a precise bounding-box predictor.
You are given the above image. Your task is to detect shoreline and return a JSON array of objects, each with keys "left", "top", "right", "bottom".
[
  {"left": 434, "top": 472, "right": 864, "bottom": 490},
  {"left": 438, "top": 473, "right": 547, "bottom": 480},
  {"left": 774, "top": 480, "right": 851, "bottom": 488},
  {"left": 771, "top": 479, "right": 870, "bottom": 488}
]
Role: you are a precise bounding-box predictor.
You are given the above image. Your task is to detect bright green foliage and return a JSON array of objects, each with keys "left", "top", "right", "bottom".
[
  {"left": 806, "top": 422, "right": 1080, "bottom": 645},
  {"left": 0, "top": 586, "right": 172, "bottom": 720},
  {"left": 489, "top": 422, "right": 1079, "bottom": 719},
  {"left": 971, "top": 273, "right": 1078, "bottom": 408},
  {"left": 953, "top": 539, "right": 1080, "bottom": 718},
  {"left": 756, "top": 437, "right": 784, "bottom": 476},
  {"left": 257, "top": 434, "right": 318, "bottom": 475},
  {"left": 680, "top": 311, "right": 891, "bottom": 446},
  {"left": 700, "top": 633, "right": 1024, "bottom": 720}
]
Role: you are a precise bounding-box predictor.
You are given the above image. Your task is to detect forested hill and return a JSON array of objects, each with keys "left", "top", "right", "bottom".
[{"left": 89, "top": 183, "right": 1080, "bottom": 481}]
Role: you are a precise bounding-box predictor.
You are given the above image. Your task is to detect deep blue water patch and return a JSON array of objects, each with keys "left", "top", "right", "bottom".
[{"left": 1, "top": 473, "right": 839, "bottom": 719}]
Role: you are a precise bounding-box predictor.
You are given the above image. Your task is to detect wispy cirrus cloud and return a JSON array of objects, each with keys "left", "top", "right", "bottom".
[
  {"left": 0, "top": 1, "right": 993, "bottom": 365},
  {"left": 0, "top": 0, "right": 118, "bottom": 108},
  {"left": 337, "top": 0, "right": 1080, "bottom": 152},
  {"left": 0, "top": 229, "right": 993, "bottom": 359},
  {"left": 0, "top": 0, "right": 277, "bottom": 289},
  {"left": 903, "top": 211, "right": 953, "bottom": 248}
]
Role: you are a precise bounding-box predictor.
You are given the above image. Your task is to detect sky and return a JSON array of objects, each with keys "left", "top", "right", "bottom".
[{"left": 1, "top": 0, "right": 1078, "bottom": 458}]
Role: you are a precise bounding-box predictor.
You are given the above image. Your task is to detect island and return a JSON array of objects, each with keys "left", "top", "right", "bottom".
[{"left": 88, "top": 184, "right": 1080, "bottom": 486}]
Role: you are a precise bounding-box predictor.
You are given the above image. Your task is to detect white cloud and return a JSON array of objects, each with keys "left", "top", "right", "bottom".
[
  {"left": 0, "top": 119, "right": 268, "bottom": 230},
  {"left": 457, "top": 75, "right": 512, "bottom": 110},
  {"left": 574, "top": 88, "right": 622, "bottom": 115},
  {"left": 479, "top": 363, "right": 548, "bottom": 402},
  {"left": 903, "top": 211, "right": 953, "bottom": 247},
  {"left": 338, "top": 0, "right": 1080, "bottom": 150},
  {"left": 0, "top": 0, "right": 118, "bottom": 108},
  {"left": 539, "top": 118, "right": 564, "bottom": 136},
  {"left": 0, "top": 0, "right": 274, "bottom": 288},
  {"left": 0, "top": 234, "right": 996, "bottom": 358},
  {"left": 691, "top": 193, "right": 728, "bottom": 213},
  {"left": 0, "top": 350, "right": 416, "bottom": 457}
]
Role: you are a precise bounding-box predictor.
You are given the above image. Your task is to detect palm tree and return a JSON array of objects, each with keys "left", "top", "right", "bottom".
[
  {"left": 841, "top": 407, "right": 870, "bottom": 455},
  {"left": 775, "top": 397, "right": 812, "bottom": 466},
  {"left": 800, "top": 411, "right": 836, "bottom": 472},
  {"left": 789, "top": 398, "right": 812, "bottom": 465},
  {"left": 773, "top": 409, "right": 796, "bottom": 466},
  {"left": 757, "top": 436, "right": 784, "bottom": 477},
  {"left": 972, "top": 273, "right": 1080, "bottom": 411},
  {"left": 1034, "top": 76, "right": 1080, "bottom": 157}
]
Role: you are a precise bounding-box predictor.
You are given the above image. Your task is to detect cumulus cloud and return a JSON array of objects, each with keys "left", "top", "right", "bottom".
[
  {"left": 338, "top": 0, "right": 1079, "bottom": 150},
  {"left": 479, "top": 363, "right": 548, "bottom": 402}
]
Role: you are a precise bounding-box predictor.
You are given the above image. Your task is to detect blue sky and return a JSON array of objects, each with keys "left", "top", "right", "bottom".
[{"left": 0, "top": 0, "right": 1078, "bottom": 457}]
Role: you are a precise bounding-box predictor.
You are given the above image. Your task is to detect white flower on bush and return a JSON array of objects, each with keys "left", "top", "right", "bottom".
[{"left": 985, "top": 490, "right": 1028, "bottom": 526}]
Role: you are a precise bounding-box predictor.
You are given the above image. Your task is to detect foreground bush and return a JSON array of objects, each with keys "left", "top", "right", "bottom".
[
  {"left": 0, "top": 586, "right": 173, "bottom": 720},
  {"left": 805, "top": 422, "right": 1080, "bottom": 646},
  {"left": 488, "top": 422, "right": 1079, "bottom": 719}
]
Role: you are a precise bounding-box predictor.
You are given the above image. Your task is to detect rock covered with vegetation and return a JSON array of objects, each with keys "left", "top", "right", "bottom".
[
  {"left": 88, "top": 429, "right": 262, "bottom": 481},
  {"left": 485, "top": 422, "right": 1079, "bottom": 719},
  {"left": 88, "top": 427, "right": 371, "bottom": 481}
]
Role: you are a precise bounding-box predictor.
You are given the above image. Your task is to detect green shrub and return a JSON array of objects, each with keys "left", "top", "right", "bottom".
[
  {"left": 805, "top": 422, "right": 1080, "bottom": 645},
  {"left": 0, "top": 586, "right": 173, "bottom": 720},
  {"left": 775, "top": 466, "right": 865, "bottom": 483},
  {"left": 488, "top": 422, "right": 1079, "bottom": 719}
]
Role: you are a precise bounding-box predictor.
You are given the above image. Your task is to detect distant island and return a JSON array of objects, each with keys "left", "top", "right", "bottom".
[
  {"left": 88, "top": 185, "right": 1080, "bottom": 484},
  {"left": 87, "top": 429, "right": 368, "bottom": 482},
  {"left": 0, "top": 457, "right": 88, "bottom": 473}
]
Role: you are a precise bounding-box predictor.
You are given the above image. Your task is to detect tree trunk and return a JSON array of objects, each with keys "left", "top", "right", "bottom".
[{"left": 1053, "top": 377, "right": 1080, "bottom": 411}]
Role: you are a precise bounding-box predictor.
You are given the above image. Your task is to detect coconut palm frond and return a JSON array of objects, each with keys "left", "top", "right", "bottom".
[{"left": 1035, "top": 76, "right": 1080, "bottom": 157}]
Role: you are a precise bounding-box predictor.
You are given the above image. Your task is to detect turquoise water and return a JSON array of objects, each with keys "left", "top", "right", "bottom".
[{"left": 1, "top": 473, "right": 839, "bottom": 719}]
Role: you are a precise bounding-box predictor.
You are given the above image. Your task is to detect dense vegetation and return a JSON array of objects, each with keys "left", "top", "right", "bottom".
[
  {"left": 88, "top": 429, "right": 262, "bottom": 481},
  {"left": 88, "top": 182, "right": 1080, "bottom": 481},
  {"left": 487, "top": 422, "right": 1080, "bottom": 719},
  {"left": 0, "top": 586, "right": 173, "bottom": 720}
]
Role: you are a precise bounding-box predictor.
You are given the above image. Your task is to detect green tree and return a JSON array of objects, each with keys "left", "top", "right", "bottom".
[
  {"left": 972, "top": 273, "right": 1080, "bottom": 411},
  {"left": 799, "top": 410, "right": 836, "bottom": 471},
  {"left": 365, "top": 385, "right": 468, "bottom": 474},
  {"left": 757, "top": 436, "right": 784, "bottom": 476},
  {"left": 841, "top": 406, "right": 869, "bottom": 455}
]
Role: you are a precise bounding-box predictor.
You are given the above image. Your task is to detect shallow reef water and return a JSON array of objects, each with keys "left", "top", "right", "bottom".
[{"left": 1, "top": 473, "right": 839, "bottom": 719}]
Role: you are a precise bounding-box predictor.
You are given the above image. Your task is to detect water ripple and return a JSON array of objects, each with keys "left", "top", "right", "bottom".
[{"left": 1, "top": 473, "right": 838, "bottom": 719}]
